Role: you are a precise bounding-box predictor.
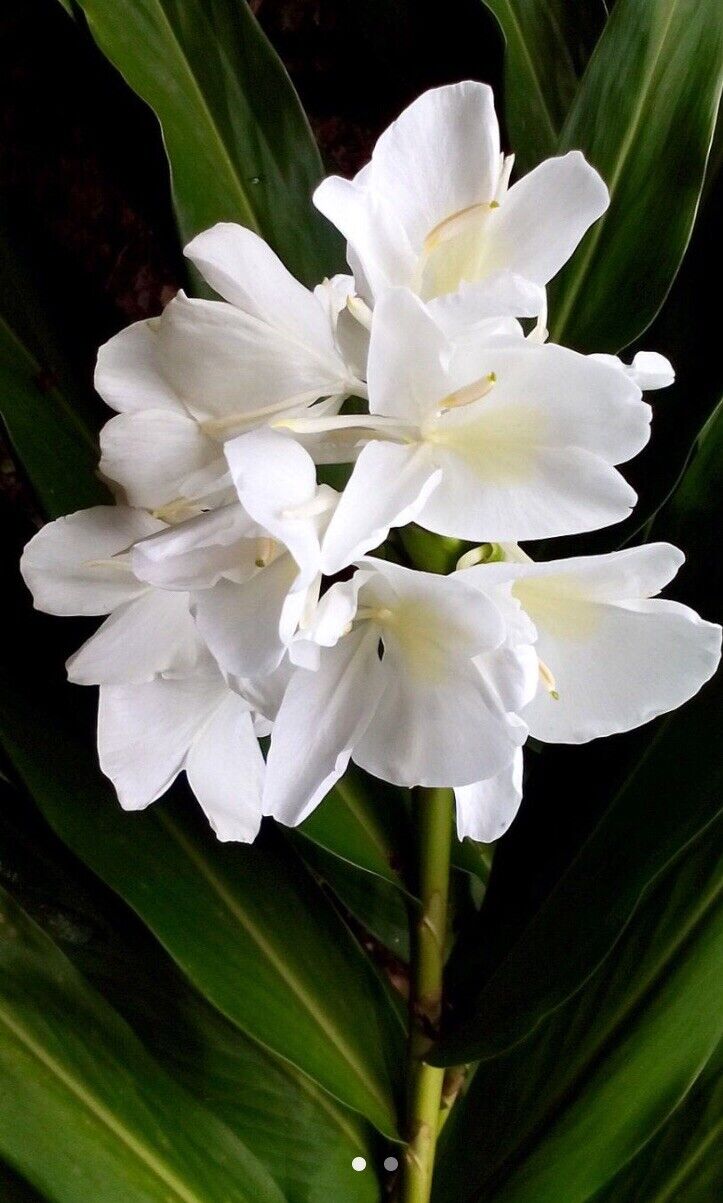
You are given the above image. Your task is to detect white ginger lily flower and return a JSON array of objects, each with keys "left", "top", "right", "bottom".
[
  {"left": 20, "top": 506, "right": 200, "bottom": 685},
  {"left": 131, "top": 430, "right": 336, "bottom": 681},
  {"left": 98, "top": 652, "right": 265, "bottom": 843},
  {"left": 96, "top": 222, "right": 367, "bottom": 519},
  {"left": 262, "top": 557, "right": 532, "bottom": 827},
  {"left": 284, "top": 287, "right": 651, "bottom": 567},
  {"left": 313, "top": 81, "right": 607, "bottom": 308},
  {"left": 459, "top": 542, "right": 722, "bottom": 743}
]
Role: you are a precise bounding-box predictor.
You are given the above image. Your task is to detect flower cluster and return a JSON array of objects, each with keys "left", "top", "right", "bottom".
[{"left": 21, "top": 83, "right": 721, "bottom": 844}]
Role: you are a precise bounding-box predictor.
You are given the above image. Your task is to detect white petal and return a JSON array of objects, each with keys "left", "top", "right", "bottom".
[
  {"left": 185, "top": 223, "right": 334, "bottom": 351},
  {"left": 263, "top": 626, "right": 384, "bottom": 826},
  {"left": 524, "top": 597, "right": 722, "bottom": 743},
  {"left": 428, "top": 273, "right": 545, "bottom": 333},
  {"left": 354, "top": 650, "right": 523, "bottom": 788},
  {"left": 186, "top": 693, "right": 264, "bottom": 843},
  {"left": 418, "top": 442, "right": 638, "bottom": 542},
  {"left": 156, "top": 292, "right": 348, "bottom": 423},
  {"left": 629, "top": 351, "right": 675, "bottom": 390},
  {"left": 224, "top": 429, "right": 321, "bottom": 580},
  {"left": 363, "top": 81, "right": 501, "bottom": 254},
  {"left": 192, "top": 553, "right": 299, "bottom": 679},
  {"left": 98, "top": 667, "right": 226, "bottom": 810},
  {"left": 366, "top": 287, "right": 452, "bottom": 421},
  {"left": 313, "top": 174, "right": 417, "bottom": 298},
  {"left": 95, "top": 318, "right": 183, "bottom": 414},
  {"left": 454, "top": 749, "right": 524, "bottom": 842},
  {"left": 486, "top": 152, "right": 608, "bottom": 284},
  {"left": 132, "top": 504, "right": 258, "bottom": 591},
  {"left": 20, "top": 506, "right": 162, "bottom": 616},
  {"left": 508, "top": 542, "right": 685, "bottom": 604},
  {"left": 67, "top": 589, "right": 200, "bottom": 685},
  {"left": 320, "top": 442, "right": 442, "bottom": 575},
  {"left": 99, "top": 409, "right": 219, "bottom": 510}
]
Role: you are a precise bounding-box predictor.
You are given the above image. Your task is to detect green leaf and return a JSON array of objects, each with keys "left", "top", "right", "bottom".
[
  {"left": 434, "top": 817, "right": 723, "bottom": 1203},
  {"left": 0, "top": 227, "right": 108, "bottom": 519},
  {"left": 481, "top": 1, "right": 606, "bottom": 172},
  {"left": 0, "top": 642, "right": 403, "bottom": 1138},
  {"left": 591, "top": 1043, "right": 723, "bottom": 1203},
  {"left": 0, "top": 887, "right": 285, "bottom": 1203},
  {"left": 550, "top": 0, "right": 722, "bottom": 352},
  {"left": 300, "top": 768, "right": 414, "bottom": 893},
  {"left": 73, "top": 0, "right": 341, "bottom": 284},
  {"left": 433, "top": 675, "right": 723, "bottom": 1065},
  {"left": 0, "top": 788, "right": 382, "bottom": 1203}
]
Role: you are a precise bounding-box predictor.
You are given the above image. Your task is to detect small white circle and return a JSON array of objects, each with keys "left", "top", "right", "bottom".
[
  {"left": 384, "top": 1156, "right": 399, "bottom": 1172},
  {"left": 351, "top": 1157, "right": 367, "bottom": 1172}
]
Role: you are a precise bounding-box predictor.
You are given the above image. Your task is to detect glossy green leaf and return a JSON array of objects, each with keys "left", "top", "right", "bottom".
[
  {"left": 591, "top": 1043, "right": 723, "bottom": 1203},
  {"left": 300, "top": 768, "right": 414, "bottom": 893},
  {"left": 0, "top": 789, "right": 382, "bottom": 1203},
  {"left": 0, "top": 888, "right": 285, "bottom": 1203},
  {"left": 0, "top": 643, "right": 403, "bottom": 1138},
  {"left": 73, "top": 0, "right": 341, "bottom": 285},
  {"left": 550, "top": 0, "right": 722, "bottom": 352},
  {"left": 433, "top": 675, "right": 723, "bottom": 1065},
  {"left": 434, "top": 818, "right": 723, "bottom": 1203},
  {"left": 0, "top": 227, "right": 107, "bottom": 519},
  {"left": 481, "top": 1, "right": 606, "bottom": 172}
]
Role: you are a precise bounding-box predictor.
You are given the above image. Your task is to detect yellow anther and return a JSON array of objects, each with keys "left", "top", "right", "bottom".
[{"left": 254, "top": 537, "right": 274, "bottom": 569}]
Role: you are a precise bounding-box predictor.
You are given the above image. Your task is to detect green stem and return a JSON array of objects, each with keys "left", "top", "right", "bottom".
[{"left": 402, "top": 787, "right": 454, "bottom": 1203}]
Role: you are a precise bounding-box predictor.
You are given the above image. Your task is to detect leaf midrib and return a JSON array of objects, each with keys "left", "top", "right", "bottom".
[
  {"left": 160, "top": 815, "right": 395, "bottom": 1128},
  {"left": 0, "top": 1005, "right": 206, "bottom": 1203},
  {"left": 85, "top": 0, "right": 261, "bottom": 236},
  {"left": 552, "top": 0, "right": 680, "bottom": 338},
  {"left": 495, "top": 2, "right": 558, "bottom": 146}
]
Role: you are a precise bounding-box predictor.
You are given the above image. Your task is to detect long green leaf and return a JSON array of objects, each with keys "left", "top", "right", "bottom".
[
  {"left": 0, "top": 788, "right": 382, "bottom": 1203},
  {"left": 434, "top": 819, "right": 723, "bottom": 1202},
  {"left": 481, "top": 1, "right": 606, "bottom": 172},
  {"left": 550, "top": 0, "right": 722, "bottom": 352},
  {"left": 0, "top": 888, "right": 285, "bottom": 1203},
  {"left": 433, "top": 675, "right": 722, "bottom": 1065},
  {"left": 73, "top": 0, "right": 341, "bottom": 284},
  {"left": 0, "top": 622, "right": 403, "bottom": 1138},
  {"left": 591, "top": 1043, "right": 723, "bottom": 1203}
]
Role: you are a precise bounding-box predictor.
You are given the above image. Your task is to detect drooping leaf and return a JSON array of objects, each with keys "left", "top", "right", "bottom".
[
  {"left": 0, "top": 605, "right": 404, "bottom": 1138},
  {"left": 481, "top": 1, "right": 606, "bottom": 172},
  {"left": 0, "top": 786, "right": 383, "bottom": 1203},
  {"left": 73, "top": 0, "right": 342, "bottom": 284},
  {"left": 0, "top": 888, "right": 286, "bottom": 1203},
  {"left": 433, "top": 817, "right": 723, "bottom": 1203},
  {"left": 550, "top": 0, "right": 722, "bottom": 352},
  {"left": 433, "top": 673, "right": 723, "bottom": 1065}
]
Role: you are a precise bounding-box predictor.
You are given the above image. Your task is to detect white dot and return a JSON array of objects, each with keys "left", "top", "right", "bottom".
[
  {"left": 384, "top": 1156, "right": 399, "bottom": 1172},
  {"left": 351, "top": 1157, "right": 366, "bottom": 1172}
]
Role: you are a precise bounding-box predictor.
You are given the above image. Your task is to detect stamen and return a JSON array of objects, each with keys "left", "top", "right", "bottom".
[
  {"left": 282, "top": 492, "right": 337, "bottom": 520},
  {"left": 346, "top": 294, "right": 373, "bottom": 331},
  {"left": 439, "top": 372, "right": 496, "bottom": 413},
  {"left": 254, "top": 537, "right": 275, "bottom": 569},
  {"left": 201, "top": 390, "right": 328, "bottom": 438},
  {"left": 423, "top": 202, "right": 490, "bottom": 254},
  {"left": 539, "top": 659, "right": 559, "bottom": 700},
  {"left": 355, "top": 605, "right": 394, "bottom": 625},
  {"left": 456, "top": 543, "right": 505, "bottom": 571},
  {"left": 152, "top": 497, "right": 199, "bottom": 524}
]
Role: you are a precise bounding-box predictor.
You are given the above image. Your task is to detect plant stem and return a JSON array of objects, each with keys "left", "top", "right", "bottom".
[{"left": 402, "top": 787, "right": 454, "bottom": 1203}]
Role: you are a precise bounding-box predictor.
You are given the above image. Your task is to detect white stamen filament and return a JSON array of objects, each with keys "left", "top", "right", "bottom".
[
  {"left": 346, "top": 294, "right": 373, "bottom": 331},
  {"left": 281, "top": 493, "right": 337, "bottom": 520},
  {"left": 440, "top": 372, "right": 496, "bottom": 412}
]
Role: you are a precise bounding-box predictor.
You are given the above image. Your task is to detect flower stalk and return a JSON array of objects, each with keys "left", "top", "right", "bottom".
[{"left": 402, "top": 787, "right": 454, "bottom": 1203}]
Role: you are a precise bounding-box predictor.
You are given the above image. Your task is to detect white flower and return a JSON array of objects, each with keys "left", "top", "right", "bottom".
[
  {"left": 262, "top": 557, "right": 532, "bottom": 827},
  {"left": 459, "top": 542, "right": 722, "bottom": 743},
  {"left": 96, "top": 223, "right": 367, "bottom": 519},
  {"left": 131, "top": 430, "right": 336, "bottom": 680},
  {"left": 284, "top": 288, "right": 651, "bottom": 567},
  {"left": 314, "top": 81, "right": 607, "bottom": 306},
  {"left": 98, "top": 653, "right": 265, "bottom": 842},
  {"left": 20, "top": 506, "right": 200, "bottom": 685}
]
